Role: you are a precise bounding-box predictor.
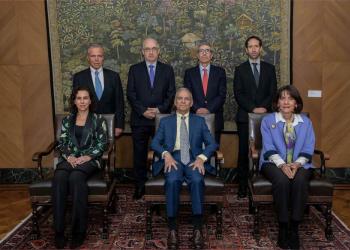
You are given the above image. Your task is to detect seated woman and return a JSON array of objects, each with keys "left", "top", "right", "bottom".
[
  {"left": 260, "top": 85, "right": 315, "bottom": 249},
  {"left": 52, "top": 86, "right": 108, "bottom": 249}
]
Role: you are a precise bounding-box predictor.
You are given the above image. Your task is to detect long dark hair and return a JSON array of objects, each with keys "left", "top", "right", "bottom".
[{"left": 69, "top": 86, "right": 96, "bottom": 114}]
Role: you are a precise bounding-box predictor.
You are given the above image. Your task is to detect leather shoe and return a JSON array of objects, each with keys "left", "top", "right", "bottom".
[
  {"left": 167, "top": 229, "right": 178, "bottom": 249},
  {"left": 54, "top": 233, "right": 65, "bottom": 249},
  {"left": 133, "top": 185, "right": 145, "bottom": 200},
  {"left": 192, "top": 229, "right": 204, "bottom": 249},
  {"left": 237, "top": 184, "right": 247, "bottom": 199},
  {"left": 70, "top": 233, "right": 85, "bottom": 249}
]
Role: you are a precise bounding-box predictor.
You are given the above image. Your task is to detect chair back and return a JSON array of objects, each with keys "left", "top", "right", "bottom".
[
  {"left": 155, "top": 113, "right": 215, "bottom": 136},
  {"left": 248, "top": 113, "right": 267, "bottom": 152}
]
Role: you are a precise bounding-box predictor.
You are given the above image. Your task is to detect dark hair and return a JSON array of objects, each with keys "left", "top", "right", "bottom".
[
  {"left": 69, "top": 86, "right": 96, "bottom": 114},
  {"left": 245, "top": 35, "right": 262, "bottom": 48},
  {"left": 272, "top": 85, "right": 303, "bottom": 113}
]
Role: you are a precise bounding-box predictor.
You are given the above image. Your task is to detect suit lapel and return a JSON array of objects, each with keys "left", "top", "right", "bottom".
[
  {"left": 142, "top": 61, "right": 153, "bottom": 91},
  {"left": 207, "top": 65, "right": 216, "bottom": 98},
  {"left": 189, "top": 113, "right": 195, "bottom": 146},
  {"left": 87, "top": 69, "right": 99, "bottom": 101},
  {"left": 170, "top": 114, "right": 177, "bottom": 150},
  {"left": 153, "top": 61, "right": 162, "bottom": 90},
  {"left": 258, "top": 62, "right": 267, "bottom": 90},
  {"left": 194, "top": 66, "right": 205, "bottom": 98},
  {"left": 244, "top": 61, "right": 258, "bottom": 91}
]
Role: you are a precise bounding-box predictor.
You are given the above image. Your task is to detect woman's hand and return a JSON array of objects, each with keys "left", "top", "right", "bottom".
[
  {"left": 75, "top": 155, "right": 92, "bottom": 166},
  {"left": 281, "top": 164, "right": 294, "bottom": 179},
  {"left": 290, "top": 162, "right": 301, "bottom": 178},
  {"left": 67, "top": 155, "right": 78, "bottom": 167}
]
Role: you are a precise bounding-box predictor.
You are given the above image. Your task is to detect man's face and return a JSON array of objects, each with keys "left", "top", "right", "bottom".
[
  {"left": 142, "top": 39, "right": 160, "bottom": 63},
  {"left": 175, "top": 90, "right": 193, "bottom": 114},
  {"left": 245, "top": 38, "right": 262, "bottom": 60},
  {"left": 87, "top": 47, "right": 104, "bottom": 69},
  {"left": 197, "top": 45, "right": 213, "bottom": 65}
]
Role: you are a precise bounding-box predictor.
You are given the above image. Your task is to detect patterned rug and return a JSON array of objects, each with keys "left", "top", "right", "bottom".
[{"left": 1, "top": 185, "right": 350, "bottom": 249}]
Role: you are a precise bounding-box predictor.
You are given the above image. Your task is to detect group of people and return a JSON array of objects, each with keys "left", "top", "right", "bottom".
[{"left": 52, "top": 35, "right": 316, "bottom": 250}]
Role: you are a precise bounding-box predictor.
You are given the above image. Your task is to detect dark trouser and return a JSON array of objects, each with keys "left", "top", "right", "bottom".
[
  {"left": 236, "top": 122, "right": 249, "bottom": 186},
  {"left": 52, "top": 160, "right": 98, "bottom": 234},
  {"left": 215, "top": 131, "right": 221, "bottom": 145},
  {"left": 261, "top": 163, "right": 312, "bottom": 223},
  {"left": 131, "top": 125, "right": 154, "bottom": 187},
  {"left": 165, "top": 151, "right": 205, "bottom": 218}
]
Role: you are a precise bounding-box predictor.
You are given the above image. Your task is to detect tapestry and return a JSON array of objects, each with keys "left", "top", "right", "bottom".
[{"left": 46, "top": 0, "right": 291, "bottom": 131}]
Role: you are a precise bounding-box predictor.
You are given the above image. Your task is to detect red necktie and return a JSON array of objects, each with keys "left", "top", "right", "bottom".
[{"left": 202, "top": 67, "right": 208, "bottom": 96}]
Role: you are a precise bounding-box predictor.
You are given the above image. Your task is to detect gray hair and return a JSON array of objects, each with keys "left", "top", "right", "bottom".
[
  {"left": 87, "top": 43, "right": 104, "bottom": 54},
  {"left": 175, "top": 87, "right": 193, "bottom": 100}
]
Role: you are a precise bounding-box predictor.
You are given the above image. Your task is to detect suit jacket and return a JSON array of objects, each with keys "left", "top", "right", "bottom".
[
  {"left": 233, "top": 60, "right": 277, "bottom": 123},
  {"left": 150, "top": 113, "right": 218, "bottom": 176},
  {"left": 184, "top": 65, "right": 227, "bottom": 131},
  {"left": 260, "top": 113, "right": 315, "bottom": 170},
  {"left": 57, "top": 112, "right": 108, "bottom": 168},
  {"left": 73, "top": 68, "right": 125, "bottom": 129},
  {"left": 126, "top": 61, "right": 176, "bottom": 126}
]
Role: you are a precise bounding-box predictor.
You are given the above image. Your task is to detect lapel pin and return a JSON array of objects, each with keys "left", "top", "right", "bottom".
[{"left": 271, "top": 124, "right": 276, "bottom": 129}]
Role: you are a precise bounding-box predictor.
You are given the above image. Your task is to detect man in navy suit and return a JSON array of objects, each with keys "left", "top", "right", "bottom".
[
  {"left": 127, "top": 38, "right": 176, "bottom": 200},
  {"left": 233, "top": 36, "right": 277, "bottom": 198},
  {"left": 184, "top": 42, "right": 227, "bottom": 143},
  {"left": 151, "top": 88, "right": 218, "bottom": 249},
  {"left": 73, "top": 43, "right": 125, "bottom": 136}
]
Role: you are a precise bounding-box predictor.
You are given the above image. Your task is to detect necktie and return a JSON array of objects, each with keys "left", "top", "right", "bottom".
[
  {"left": 252, "top": 63, "right": 260, "bottom": 87},
  {"left": 180, "top": 116, "right": 190, "bottom": 165},
  {"left": 202, "top": 67, "right": 208, "bottom": 96},
  {"left": 149, "top": 64, "right": 155, "bottom": 88},
  {"left": 95, "top": 71, "right": 103, "bottom": 100}
]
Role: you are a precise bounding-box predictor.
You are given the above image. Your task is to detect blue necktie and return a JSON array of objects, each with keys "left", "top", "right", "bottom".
[
  {"left": 95, "top": 71, "right": 103, "bottom": 100},
  {"left": 149, "top": 64, "right": 155, "bottom": 88}
]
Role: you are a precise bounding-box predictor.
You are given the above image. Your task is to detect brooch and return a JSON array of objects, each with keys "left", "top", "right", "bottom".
[{"left": 271, "top": 124, "right": 276, "bottom": 129}]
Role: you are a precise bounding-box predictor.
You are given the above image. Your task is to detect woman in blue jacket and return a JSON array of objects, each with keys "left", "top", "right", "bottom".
[
  {"left": 260, "top": 85, "right": 315, "bottom": 249},
  {"left": 52, "top": 86, "right": 107, "bottom": 249}
]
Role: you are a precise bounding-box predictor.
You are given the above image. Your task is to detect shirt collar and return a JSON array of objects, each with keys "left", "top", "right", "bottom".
[
  {"left": 199, "top": 64, "right": 210, "bottom": 71},
  {"left": 176, "top": 112, "right": 190, "bottom": 119},
  {"left": 90, "top": 66, "right": 103, "bottom": 73},
  {"left": 275, "top": 112, "right": 304, "bottom": 126},
  {"left": 249, "top": 58, "right": 261, "bottom": 65},
  {"left": 146, "top": 61, "right": 157, "bottom": 67}
]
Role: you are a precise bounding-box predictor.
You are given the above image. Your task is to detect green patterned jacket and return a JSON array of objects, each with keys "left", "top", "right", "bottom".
[{"left": 57, "top": 112, "right": 108, "bottom": 168}]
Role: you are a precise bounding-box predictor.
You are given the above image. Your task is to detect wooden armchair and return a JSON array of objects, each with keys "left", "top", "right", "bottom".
[
  {"left": 247, "top": 113, "right": 334, "bottom": 242},
  {"left": 28, "top": 114, "right": 117, "bottom": 239},
  {"left": 144, "top": 113, "right": 225, "bottom": 240}
]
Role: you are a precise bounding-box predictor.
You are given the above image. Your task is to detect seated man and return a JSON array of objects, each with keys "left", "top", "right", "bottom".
[{"left": 151, "top": 87, "right": 218, "bottom": 249}]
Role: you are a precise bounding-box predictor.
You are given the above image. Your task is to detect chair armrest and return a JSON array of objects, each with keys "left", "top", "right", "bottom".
[
  {"left": 148, "top": 151, "right": 154, "bottom": 162},
  {"left": 314, "top": 149, "right": 330, "bottom": 175},
  {"left": 32, "top": 141, "right": 56, "bottom": 180},
  {"left": 102, "top": 142, "right": 114, "bottom": 161}
]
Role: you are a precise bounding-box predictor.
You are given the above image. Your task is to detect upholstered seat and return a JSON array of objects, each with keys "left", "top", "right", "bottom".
[
  {"left": 28, "top": 114, "right": 117, "bottom": 240},
  {"left": 144, "top": 113, "right": 225, "bottom": 240}
]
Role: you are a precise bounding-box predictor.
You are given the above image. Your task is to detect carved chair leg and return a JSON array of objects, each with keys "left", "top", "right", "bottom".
[
  {"left": 325, "top": 204, "right": 334, "bottom": 241},
  {"left": 146, "top": 203, "right": 152, "bottom": 240},
  {"left": 216, "top": 203, "right": 223, "bottom": 240},
  {"left": 253, "top": 206, "right": 260, "bottom": 242},
  {"left": 101, "top": 205, "right": 109, "bottom": 239},
  {"left": 31, "top": 202, "right": 40, "bottom": 240},
  {"left": 109, "top": 192, "right": 118, "bottom": 214},
  {"left": 248, "top": 195, "right": 254, "bottom": 214}
]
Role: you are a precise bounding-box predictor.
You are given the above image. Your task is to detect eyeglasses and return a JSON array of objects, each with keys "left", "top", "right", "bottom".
[
  {"left": 143, "top": 47, "right": 159, "bottom": 53},
  {"left": 198, "top": 48, "right": 211, "bottom": 54}
]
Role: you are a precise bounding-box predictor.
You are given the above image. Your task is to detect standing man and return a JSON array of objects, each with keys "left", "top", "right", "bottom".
[
  {"left": 151, "top": 88, "right": 218, "bottom": 249},
  {"left": 73, "top": 43, "right": 125, "bottom": 136},
  {"left": 127, "top": 37, "right": 176, "bottom": 200},
  {"left": 184, "top": 42, "right": 227, "bottom": 143},
  {"left": 233, "top": 36, "right": 277, "bottom": 198}
]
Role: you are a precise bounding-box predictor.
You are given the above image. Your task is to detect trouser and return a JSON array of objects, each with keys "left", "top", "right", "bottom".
[
  {"left": 164, "top": 151, "right": 205, "bottom": 217},
  {"left": 261, "top": 163, "right": 312, "bottom": 222},
  {"left": 52, "top": 160, "right": 97, "bottom": 234},
  {"left": 131, "top": 125, "right": 155, "bottom": 187},
  {"left": 236, "top": 122, "right": 249, "bottom": 185}
]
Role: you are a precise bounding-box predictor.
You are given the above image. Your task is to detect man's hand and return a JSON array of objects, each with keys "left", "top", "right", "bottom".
[
  {"left": 190, "top": 157, "right": 205, "bottom": 175},
  {"left": 252, "top": 107, "right": 267, "bottom": 114},
  {"left": 281, "top": 164, "right": 294, "bottom": 179},
  {"left": 75, "top": 155, "right": 92, "bottom": 166},
  {"left": 115, "top": 128, "right": 123, "bottom": 137},
  {"left": 164, "top": 152, "right": 178, "bottom": 173},
  {"left": 196, "top": 108, "right": 210, "bottom": 114},
  {"left": 143, "top": 109, "right": 155, "bottom": 119}
]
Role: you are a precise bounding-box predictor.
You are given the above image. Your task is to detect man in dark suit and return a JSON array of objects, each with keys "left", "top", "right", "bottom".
[
  {"left": 127, "top": 38, "right": 176, "bottom": 200},
  {"left": 233, "top": 36, "right": 277, "bottom": 198},
  {"left": 151, "top": 88, "right": 218, "bottom": 249},
  {"left": 184, "top": 42, "right": 227, "bottom": 143},
  {"left": 73, "top": 43, "right": 125, "bottom": 136}
]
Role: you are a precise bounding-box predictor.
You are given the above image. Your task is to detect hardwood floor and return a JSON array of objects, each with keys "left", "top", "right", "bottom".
[{"left": 0, "top": 185, "right": 349, "bottom": 241}]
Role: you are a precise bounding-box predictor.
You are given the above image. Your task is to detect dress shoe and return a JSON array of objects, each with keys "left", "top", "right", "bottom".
[
  {"left": 289, "top": 220, "right": 300, "bottom": 249},
  {"left": 54, "top": 233, "right": 65, "bottom": 249},
  {"left": 192, "top": 229, "right": 204, "bottom": 249},
  {"left": 70, "top": 233, "right": 86, "bottom": 249},
  {"left": 237, "top": 183, "right": 247, "bottom": 199},
  {"left": 277, "top": 222, "right": 289, "bottom": 249},
  {"left": 167, "top": 229, "right": 178, "bottom": 249},
  {"left": 133, "top": 185, "right": 145, "bottom": 200}
]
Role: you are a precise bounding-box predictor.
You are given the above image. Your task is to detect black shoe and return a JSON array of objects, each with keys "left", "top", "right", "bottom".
[
  {"left": 192, "top": 229, "right": 204, "bottom": 249},
  {"left": 277, "top": 223, "right": 289, "bottom": 249},
  {"left": 54, "top": 233, "right": 65, "bottom": 249},
  {"left": 133, "top": 185, "right": 145, "bottom": 200},
  {"left": 237, "top": 184, "right": 247, "bottom": 199},
  {"left": 167, "top": 229, "right": 178, "bottom": 249},
  {"left": 70, "top": 233, "right": 85, "bottom": 249}
]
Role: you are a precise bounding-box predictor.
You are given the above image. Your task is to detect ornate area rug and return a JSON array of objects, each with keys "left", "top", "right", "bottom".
[{"left": 1, "top": 185, "right": 350, "bottom": 249}]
